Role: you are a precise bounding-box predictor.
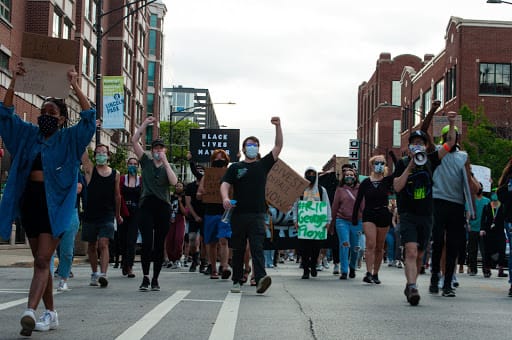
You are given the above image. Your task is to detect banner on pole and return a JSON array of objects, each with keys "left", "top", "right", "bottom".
[
  {"left": 297, "top": 200, "right": 328, "bottom": 240},
  {"left": 102, "top": 76, "right": 125, "bottom": 129}
]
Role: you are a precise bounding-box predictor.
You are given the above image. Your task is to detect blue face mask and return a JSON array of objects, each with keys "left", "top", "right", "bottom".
[
  {"left": 374, "top": 162, "right": 385, "bottom": 174},
  {"left": 245, "top": 145, "right": 259, "bottom": 159},
  {"left": 127, "top": 165, "right": 137, "bottom": 175},
  {"left": 491, "top": 193, "right": 498, "bottom": 201}
]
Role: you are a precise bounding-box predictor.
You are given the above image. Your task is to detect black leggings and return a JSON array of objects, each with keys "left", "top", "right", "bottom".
[
  {"left": 118, "top": 208, "right": 140, "bottom": 269},
  {"left": 300, "top": 239, "right": 323, "bottom": 271},
  {"left": 139, "top": 197, "right": 170, "bottom": 279}
]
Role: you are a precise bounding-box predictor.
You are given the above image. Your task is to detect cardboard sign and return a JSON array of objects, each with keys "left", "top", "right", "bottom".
[
  {"left": 202, "top": 167, "right": 227, "bottom": 204},
  {"left": 189, "top": 129, "right": 240, "bottom": 162},
  {"left": 102, "top": 76, "right": 125, "bottom": 129},
  {"left": 15, "top": 32, "right": 78, "bottom": 98},
  {"left": 297, "top": 200, "right": 328, "bottom": 240},
  {"left": 471, "top": 164, "right": 492, "bottom": 193},
  {"left": 265, "top": 159, "right": 309, "bottom": 212},
  {"left": 432, "top": 115, "right": 463, "bottom": 137}
]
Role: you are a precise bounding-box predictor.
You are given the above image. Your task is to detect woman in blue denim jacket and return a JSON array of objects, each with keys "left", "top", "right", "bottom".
[{"left": 0, "top": 63, "right": 96, "bottom": 336}]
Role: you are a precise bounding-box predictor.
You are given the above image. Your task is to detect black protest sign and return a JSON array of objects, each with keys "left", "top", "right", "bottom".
[{"left": 189, "top": 129, "right": 240, "bottom": 163}]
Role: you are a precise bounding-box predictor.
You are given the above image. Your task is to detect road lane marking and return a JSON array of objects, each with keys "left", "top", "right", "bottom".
[
  {"left": 182, "top": 298, "right": 223, "bottom": 303},
  {"left": 115, "top": 290, "right": 190, "bottom": 340},
  {"left": 0, "top": 297, "right": 28, "bottom": 311},
  {"left": 0, "top": 289, "right": 29, "bottom": 294},
  {"left": 208, "top": 292, "right": 241, "bottom": 340}
]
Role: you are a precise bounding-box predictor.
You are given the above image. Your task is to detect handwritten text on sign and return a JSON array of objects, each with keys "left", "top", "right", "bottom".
[
  {"left": 265, "top": 159, "right": 309, "bottom": 212},
  {"left": 297, "top": 200, "right": 328, "bottom": 240}
]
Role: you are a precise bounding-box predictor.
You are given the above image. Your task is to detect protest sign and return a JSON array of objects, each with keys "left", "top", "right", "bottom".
[
  {"left": 202, "top": 167, "right": 227, "bottom": 204},
  {"left": 471, "top": 164, "right": 492, "bottom": 192},
  {"left": 297, "top": 200, "right": 328, "bottom": 240},
  {"left": 15, "top": 32, "right": 78, "bottom": 98},
  {"left": 265, "top": 159, "right": 309, "bottom": 212},
  {"left": 432, "top": 115, "right": 463, "bottom": 137},
  {"left": 189, "top": 129, "right": 240, "bottom": 162},
  {"left": 102, "top": 76, "right": 125, "bottom": 129}
]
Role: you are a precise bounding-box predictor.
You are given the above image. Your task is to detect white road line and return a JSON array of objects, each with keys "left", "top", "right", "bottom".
[
  {"left": 0, "top": 289, "right": 29, "bottom": 293},
  {"left": 0, "top": 297, "right": 28, "bottom": 311},
  {"left": 182, "top": 298, "right": 223, "bottom": 303},
  {"left": 115, "top": 290, "right": 190, "bottom": 340},
  {"left": 208, "top": 292, "right": 242, "bottom": 340}
]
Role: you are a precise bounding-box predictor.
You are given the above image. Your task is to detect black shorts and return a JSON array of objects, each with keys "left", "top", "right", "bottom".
[
  {"left": 188, "top": 219, "right": 203, "bottom": 235},
  {"left": 362, "top": 207, "right": 392, "bottom": 228},
  {"left": 20, "top": 181, "right": 52, "bottom": 238},
  {"left": 399, "top": 212, "right": 432, "bottom": 250}
]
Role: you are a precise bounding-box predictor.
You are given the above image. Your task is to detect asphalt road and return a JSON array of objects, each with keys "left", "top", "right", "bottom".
[{"left": 0, "top": 261, "right": 510, "bottom": 340}]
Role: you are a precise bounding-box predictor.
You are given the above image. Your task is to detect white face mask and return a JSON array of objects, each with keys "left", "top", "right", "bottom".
[
  {"left": 245, "top": 145, "right": 259, "bottom": 159},
  {"left": 374, "top": 162, "right": 385, "bottom": 174},
  {"left": 153, "top": 152, "right": 160, "bottom": 161}
]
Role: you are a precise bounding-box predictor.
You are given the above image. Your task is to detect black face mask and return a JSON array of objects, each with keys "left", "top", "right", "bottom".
[
  {"left": 212, "top": 159, "right": 227, "bottom": 168},
  {"left": 305, "top": 175, "right": 316, "bottom": 184},
  {"left": 477, "top": 188, "right": 483, "bottom": 196},
  {"left": 38, "top": 115, "right": 60, "bottom": 137}
]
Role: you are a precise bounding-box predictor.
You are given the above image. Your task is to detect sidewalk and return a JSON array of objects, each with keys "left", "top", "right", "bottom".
[{"left": 0, "top": 247, "right": 87, "bottom": 268}]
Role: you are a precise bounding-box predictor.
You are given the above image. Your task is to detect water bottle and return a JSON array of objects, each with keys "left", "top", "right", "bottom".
[
  {"left": 508, "top": 178, "right": 512, "bottom": 192},
  {"left": 221, "top": 200, "right": 237, "bottom": 223}
]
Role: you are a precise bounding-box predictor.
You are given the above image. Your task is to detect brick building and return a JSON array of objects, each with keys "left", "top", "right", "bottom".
[
  {"left": 0, "top": 0, "right": 166, "bottom": 245},
  {"left": 357, "top": 16, "right": 512, "bottom": 175}
]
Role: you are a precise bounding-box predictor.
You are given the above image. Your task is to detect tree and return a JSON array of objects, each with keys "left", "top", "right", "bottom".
[{"left": 460, "top": 104, "right": 512, "bottom": 186}]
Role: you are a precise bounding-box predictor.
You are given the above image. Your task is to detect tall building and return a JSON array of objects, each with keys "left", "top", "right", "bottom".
[{"left": 357, "top": 16, "right": 512, "bottom": 175}]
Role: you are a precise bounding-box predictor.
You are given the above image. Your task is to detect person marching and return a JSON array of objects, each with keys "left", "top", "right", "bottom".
[
  {"left": 132, "top": 116, "right": 178, "bottom": 291},
  {"left": 393, "top": 115, "right": 455, "bottom": 305},
  {"left": 496, "top": 159, "right": 512, "bottom": 296},
  {"left": 0, "top": 63, "right": 95, "bottom": 336}
]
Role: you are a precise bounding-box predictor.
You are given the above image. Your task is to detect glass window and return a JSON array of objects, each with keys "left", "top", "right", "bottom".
[
  {"left": 63, "top": 22, "right": 71, "bottom": 40},
  {"left": 91, "top": 0, "right": 96, "bottom": 22},
  {"left": 150, "top": 14, "right": 158, "bottom": 27},
  {"left": 423, "top": 89, "right": 432, "bottom": 117},
  {"left": 434, "top": 80, "right": 444, "bottom": 107},
  {"left": 0, "top": 0, "right": 11, "bottom": 22},
  {"left": 391, "top": 81, "right": 401, "bottom": 106},
  {"left": 147, "top": 93, "right": 154, "bottom": 113},
  {"left": 149, "top": 30, "right": 157, "bottom": 56},
  {"left": 413, "top": 98, "right": 421, "bottom": 127},
  {"left": 145, "top": 125, "right": 152, "bottom": 146},
  {"left": 147, "top": 61, "right": 155, "bottom": 87},
  {"left": 53, "top": 12, "right": 61, "bottom": 38},
  {"left": 446, "top": 66, "right": 456, "bottom": 101},
  {"left": 0, "top": 51, "right": 9, "bottom": 70},
  {"left": 89, "top": 52, "right": 95, "bottom": 78},
  {"left": 479, "top": 63, "right": 512, "bottom": 95},
  {"left": 82, "top": 46, "right": 88, "bottom": 75},
  {"left": 393, "top": 120, "right": 401, "bottom": 148}
]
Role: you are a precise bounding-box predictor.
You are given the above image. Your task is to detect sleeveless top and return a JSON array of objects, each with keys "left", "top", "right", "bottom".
[
  {"left": 122, "top": 175, "right": 141, "bottom": 210},
  {"left": 83, "top": 167, "right": 116, "bottom": 223}
]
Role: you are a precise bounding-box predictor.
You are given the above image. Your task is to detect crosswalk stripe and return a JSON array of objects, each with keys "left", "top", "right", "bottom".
[
  {"left": 208, "top": 292, "right": 241, "bottom": 340},
  {"left": 115, "top": 290, "right": 190, "bottom": 340},
  {"left": 0, "top": 297, "right": 28, "bottom": 311}
]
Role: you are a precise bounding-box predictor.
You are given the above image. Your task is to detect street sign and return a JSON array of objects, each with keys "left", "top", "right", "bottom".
[
  {"left": 348, "top": 149, "right": 359, "bottom": 160},
  {"left": 349, "top": 160, "right": 359, "bottom": 171},
  {"left": 349, "top": 139, "right": 360, "bottom": 148}
]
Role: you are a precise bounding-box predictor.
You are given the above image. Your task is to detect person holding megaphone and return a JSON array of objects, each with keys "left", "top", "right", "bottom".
[{"left": 393, "top": 113, "right": 457, "bottom": 306}]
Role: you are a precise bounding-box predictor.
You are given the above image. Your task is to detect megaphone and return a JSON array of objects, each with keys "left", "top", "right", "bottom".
[{"left": 413, "top": 150, "right": 427, "bottom": 166}]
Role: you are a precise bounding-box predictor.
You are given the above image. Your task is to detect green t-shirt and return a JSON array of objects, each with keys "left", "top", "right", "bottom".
[
  {"left": 469, "top": 196, "right": 491, "bottom": 232},
  {"left": 139, "top": 152, "right": 171, "bottom": 206}
]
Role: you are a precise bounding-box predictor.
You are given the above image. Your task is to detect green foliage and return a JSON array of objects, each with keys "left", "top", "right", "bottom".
[
  {"left": 460, "top": 104, "right": 512, "bottom": 185},
  {"left": 159, "top": 119, "right": 199, "bottom": 169}
]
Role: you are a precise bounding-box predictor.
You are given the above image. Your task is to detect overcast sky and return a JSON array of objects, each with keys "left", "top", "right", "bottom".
[{"left": 162, "top": 0, "right": 511, "bottom": 174}]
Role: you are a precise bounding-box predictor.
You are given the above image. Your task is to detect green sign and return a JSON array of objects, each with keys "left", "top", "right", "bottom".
[{"left": 297, "top": 200, "right": 328, "bottom": 240}]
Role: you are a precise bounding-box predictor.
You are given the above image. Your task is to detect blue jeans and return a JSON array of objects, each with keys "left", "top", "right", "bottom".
[
  {"left": 335, "top": 218, "right": 362, "bottom": 274},
  {"left": 57, "top": 209, "right": 80, "bottom": 279},
  {"left": 386, "top": 228, "right": 395, "bottom": 262}
]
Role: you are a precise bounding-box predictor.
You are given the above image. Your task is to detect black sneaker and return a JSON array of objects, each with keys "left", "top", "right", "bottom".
[
  {"left": 372, "top": 274, "right": 381, "bottom": 284},
  {"left": 189, "top": 262, "right": 197, "bottom": 272},
  {"left": 408, "top": 287, "right": 420, "bottom": 306},
  {"left": 429, "top": 274, "right": 439, "bottom": 294},
  {"left": 310, "top": 266, "right": 317, "bottom": 277},
  {"left": 221, "top": 268, "right": 232, "bottom": 280},
  {"left": 349, "top": 267, "right": 356, "bottom": 279},
  {"left": 256, "top": 275, "right": 272, "bottom": 294},
  {"left": 442, "top": 287, "right": 456, "bottom": 297},
  {"left": 508, "top": 286, "right": 512, "bottom": 297},
  {"left": 339, "top": 273, "right": 348, "bottom": 280},
  {"left": 363, "top": 272, "right": 373, "bottom": 283},
  {"left": 204, "top": 264, "right": 212, "bottom": 275},
  {"left": 98, "top": 275, "right": 108, "bottom": 288},
  {"left": 151, "top": 278, "right": 160, "bottom": 291},
  {"left": 139, "top": 276, "right": 150, "bottom": 291}
]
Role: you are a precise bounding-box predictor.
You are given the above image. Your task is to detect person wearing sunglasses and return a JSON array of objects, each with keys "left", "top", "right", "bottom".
[{"left": 352, "top": 155, "right": 393, "bottom": 285}]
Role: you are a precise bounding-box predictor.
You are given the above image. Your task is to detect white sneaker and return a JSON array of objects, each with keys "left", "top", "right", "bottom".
[
  {"left": 57, "top": 279, "right": 70, "bottom": 292},
  {"left": 438, "top": 276, "right": 444, "bottom": 289},
  {"left": 20, "top": 308, "right": 36, "bottom": 336},
  {"left": 171, "top": 261, "right": 181, "bottom": 269},
  {"left": 322, "top": 258, "right": 330, "bottom": 269},
  {"left": 90, "top": 273, "right": 99, "bottom": 286},
  {"left": 34, "top": 310, "right": 58, "bottom": 331},
  {"left": 231, "top": 283, "right": 241, "bottom": 293},
  {"left": 333, "top": 264, "right": 340, "bottom": 275}
]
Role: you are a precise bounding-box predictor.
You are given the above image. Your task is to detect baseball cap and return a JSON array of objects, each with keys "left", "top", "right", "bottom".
[
  {"left": 408, "top": 130, "right": 428, "bottom": 143},
  {"left": 151, "top": 138, "right": 165, "bottom": 148}
]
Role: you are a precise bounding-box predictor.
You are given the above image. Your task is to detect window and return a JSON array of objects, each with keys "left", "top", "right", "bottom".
[
  {"left": 90, "top": 0, "right": 96, "bottom": 22},
  {"left": 479, "top": 63, "right": 511, "bottom": 95},
  {"left": 147, "top": 62, "right": 155, "bottom": 87},
  {"left": 149, "top": 30, "right": 157, "bottom": 56},
  {"left": 124, "top": 45, "right": 133, "bottom": 73},
  {"left": 52, "top": 12, "right": 62, "bottom": 38},
  {"left": 0, "top": 51, "right": 9, "bottom": 70},
  {"left": 145, "top": 125, "right": 152, "bottom": 147},
  {"left": 150, "top": 14, "right": 158, "bottom": 27},
  {"left": 63, "top": 21, "right": 71, "bottom": 40},
  {"left": 401, "top": 107, "right": 409, "bottom": 132},
  {"left": 88, "top": 51, "right": 95, "bottom": 78},
  {"left": 393, "top": 120, "right": 401, "bottom": 147},
  {"left": 82, "top": 46, "right": 88, "bottom": 75},
  {"left": 374, "top": 121, "right": 379, "bottom": 148},
  {"left": 422, "top": 89, "right": 432, "bottom": 116},
  {"left": 446, "top": 65, "right": 456, "bottom": 101},
  {"left": 413, "top": 98, "right": 421, "bottom": 127},
  {"left": 434, "top": 80, "right": 444, "bottom": 107},
  {"left": 392, "top": 81, "right": 401, "bottom": 106},
  {"left": 147, "top": 94, "right": 154, "bottom": 113},
  {"left": 0, "top": 0, "right": 10, "bottom": 22}
]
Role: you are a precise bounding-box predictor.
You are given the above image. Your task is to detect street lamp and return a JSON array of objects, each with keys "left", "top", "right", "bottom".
[
  {"left": 487, "top": 0, "right": 512, "bottom": 4},
  {"left": 95, "top": 0, "right": 157, "bottom": 145}
]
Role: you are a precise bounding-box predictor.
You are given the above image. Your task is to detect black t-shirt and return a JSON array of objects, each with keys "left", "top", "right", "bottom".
[
  {"left": 352, "top": 175, "right": 394, "bottom": 224},
  {"left": 185, "top": 181, "right": 205, "bottom": 218},
  {"left": 394, "top": 152, "right": 441, "bottom": 216},
  {"left": 221, "top": 152, "right": 276, "bottom": 214}
]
